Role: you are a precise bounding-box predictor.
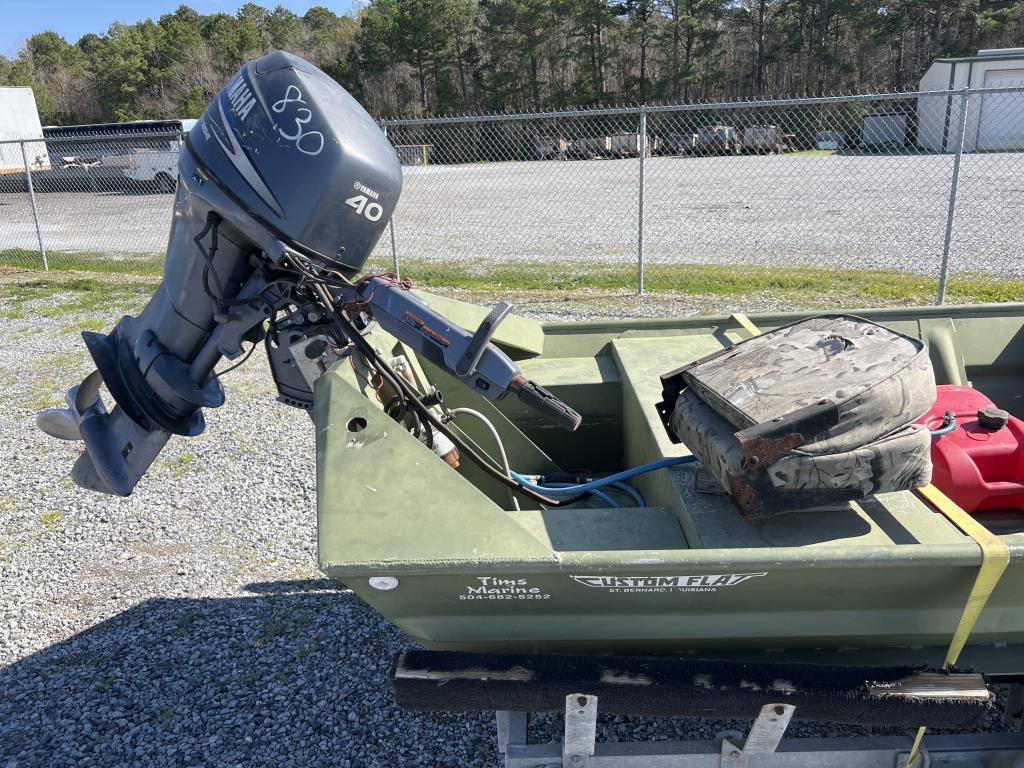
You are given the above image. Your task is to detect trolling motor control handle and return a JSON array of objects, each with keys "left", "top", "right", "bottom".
[{"left": 511, "top": 375, "right": 583, "bottom": 432}]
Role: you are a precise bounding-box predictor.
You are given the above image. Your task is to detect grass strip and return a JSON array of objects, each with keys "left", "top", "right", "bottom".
[
  {"left": 388, "top": 258, "right": 1024, "bottom": 305},
  {"left": 3, "top": 251, "right": 1021, "bottom": 306},
  {"left": 0, "top": 248, "right": 164, "bottom": 276}
]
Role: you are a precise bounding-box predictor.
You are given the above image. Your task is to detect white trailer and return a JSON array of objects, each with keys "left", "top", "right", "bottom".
[
  {"left": 815, "top": 130, "right": 846, "bottom": 150},
  {"left": 568, "top": 136, "right": 612, "bottom": 159},
  {"left": 535, "top": 136, "right": 570, "bottom": 160},
  {"left": 859, "top": 112, "right": 908, "bottom": 148},
  {"left": 609, "top": 133, "right": 655, "bottom": 157},
  {"left": 741, "top": 125, "right": 783, "bottom": 153},
  {"left": 123, "top": 149, "right": 179, "bottom": 192},
  {"left": 918, "top": 48, "right": 1024, "bottom": 152},
  {"left": 0, "top": 87, "right": 49, "bottom": 174}
]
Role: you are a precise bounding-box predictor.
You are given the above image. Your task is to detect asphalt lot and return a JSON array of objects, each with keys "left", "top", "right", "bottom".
[
  {"left": 0, "top": 189, "right": 173, "bottom": 257},
  {"left": 393, "top": 151, "right": 1024, "bottom": 276},
  {"left": 1, "top": 151, "right": 1022, "bottom": 275}
]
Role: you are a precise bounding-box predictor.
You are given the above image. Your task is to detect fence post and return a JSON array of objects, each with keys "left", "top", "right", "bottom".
[
  {"left": 21, "top": 140, "right": 48, "bottom": 271},
  {"left": 381, "top": 124, "right": 401, "bottom": 279},
  {"left": 389, "top": 218, "right": 400, "bottom": 279},
  {"left": 937, "top": 89, "right": 969, "bottom": 306},
  {"left": 637, "top": 106, "right": 647, "bottom": 295}
]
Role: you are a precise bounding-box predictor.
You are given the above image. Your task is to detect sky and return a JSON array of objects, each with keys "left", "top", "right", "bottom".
[{"left": 1, "top": 0, "right": 359, "bottom": 58}]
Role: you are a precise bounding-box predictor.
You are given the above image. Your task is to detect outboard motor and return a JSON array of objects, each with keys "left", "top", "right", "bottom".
[{"left": 39, "top": 51, "right": 580, "bottom": 498}]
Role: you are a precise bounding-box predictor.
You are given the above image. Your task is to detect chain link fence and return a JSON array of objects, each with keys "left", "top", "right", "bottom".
[
  {"left": 2, "top": 87, "right": 1022, "bottom": 304},
  {"left": 381, "top": 85, "right": 1024, "bottom": 302},
  {"left": 0, "top": 127, "right": 184, "bottom": 270}
]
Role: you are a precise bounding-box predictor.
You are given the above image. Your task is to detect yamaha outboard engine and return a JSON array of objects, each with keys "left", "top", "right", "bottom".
[{"left": 39, "top": 51, "right": 580, "bottom": 498}]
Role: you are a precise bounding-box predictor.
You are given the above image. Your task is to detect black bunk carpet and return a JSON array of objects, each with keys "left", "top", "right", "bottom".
[{"left": 392, "top": 650, "right": 992, "bottom": 728}]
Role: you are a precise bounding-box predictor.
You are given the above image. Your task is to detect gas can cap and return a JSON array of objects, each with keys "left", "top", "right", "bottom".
[{"left": 977, "top": 406, "right": 1009, "bottom": 430}]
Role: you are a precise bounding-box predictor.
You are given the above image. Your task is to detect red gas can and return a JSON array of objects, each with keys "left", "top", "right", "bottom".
[{"left": 917, "top": 385, "right": 1024, "bottom": 513}]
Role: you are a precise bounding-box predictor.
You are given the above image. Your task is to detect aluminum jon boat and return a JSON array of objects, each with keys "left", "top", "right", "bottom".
[{"left": 315, "top": 298, "right": 1024, "bottom": 677}]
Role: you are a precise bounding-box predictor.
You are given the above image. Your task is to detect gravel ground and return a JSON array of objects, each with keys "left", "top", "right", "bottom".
[
  {"left": 0, "top": 273, "right": 1014, "bottom": 767},
  {"left": 2, "top": 151, "right": 1023, "bottom": 275}
]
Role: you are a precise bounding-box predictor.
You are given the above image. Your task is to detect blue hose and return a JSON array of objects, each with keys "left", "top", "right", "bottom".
[
  {"left": 586, "top": 489, "right": 620, "bottom": 508},
  {"left": 930, "top": 411, "right": 957, "bottom": 437},
  {"left": 611, "top": 481, "right": 646, "bottom": 507},
  {"left": 542, "top": 482, "right": 621, "bottom": 508},
  {"left": 512, "top": 456, "right": 696, "bottom": 498}
]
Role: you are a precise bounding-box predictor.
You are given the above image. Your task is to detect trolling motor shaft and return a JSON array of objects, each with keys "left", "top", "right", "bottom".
[{"left": 37, "top": 50, "right": 580, "bottom": 497}]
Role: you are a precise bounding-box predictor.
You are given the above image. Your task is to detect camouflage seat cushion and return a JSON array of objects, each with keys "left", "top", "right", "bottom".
[
  {"left": 683, "top": 315, "right": 935, "bottom": 455},
  {"left": 672, "top": 390, "right": 932, "bottom": 501},
  {"left": 669, "top": 315, "right": 936, "bottom": 516}
]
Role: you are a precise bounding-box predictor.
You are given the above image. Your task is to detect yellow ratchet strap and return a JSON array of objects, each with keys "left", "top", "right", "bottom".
[
  {"left": 726, "top": 313, "right": 1007, "bottom": 766},
  {"left": 918, "top": 483, "right": 1011, "bottom": 667},
  {"left": 730, "top": 312, "right": 761, "bottom": 337},
  {"left": 906, "top": 483, "right": 1010, "bottom": 766}
]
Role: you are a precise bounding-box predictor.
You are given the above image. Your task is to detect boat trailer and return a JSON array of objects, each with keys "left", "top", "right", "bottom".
[
  {"left": 394, "top": 650, "right": 1024, "bottom": 767},
  {"left": 493, "top": 697, "right": 1024, "bottom": 767}
]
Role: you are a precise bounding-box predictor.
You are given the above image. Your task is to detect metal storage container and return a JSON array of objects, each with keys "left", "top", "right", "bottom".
[{"left": 609, "top": 133, "right": 655, "bottom": 157}]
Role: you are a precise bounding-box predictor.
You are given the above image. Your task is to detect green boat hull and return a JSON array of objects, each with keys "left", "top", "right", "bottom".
[{"left": 316, "top": 300, "right": 1024, "bottom": 675}]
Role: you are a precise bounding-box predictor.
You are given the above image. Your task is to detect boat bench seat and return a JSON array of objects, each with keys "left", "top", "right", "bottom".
[{"left": 509, "top": 505, "right": 688, "bottom": 551}]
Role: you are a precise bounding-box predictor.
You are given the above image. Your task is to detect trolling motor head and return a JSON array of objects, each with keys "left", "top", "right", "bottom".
[{"left": 38, "top": 50, "right": 581, "bottom": 499}]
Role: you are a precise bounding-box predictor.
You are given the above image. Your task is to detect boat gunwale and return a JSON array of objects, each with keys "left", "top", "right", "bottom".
[
  {"left": 538, "top": 302, "right": 1024, "bottom": 334},
  {"left": 319, "top": 539, "right": 1010, "bottom": 578}
]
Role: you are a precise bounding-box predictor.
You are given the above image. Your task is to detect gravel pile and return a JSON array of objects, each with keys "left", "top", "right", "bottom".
[{"left": 0, "top": 274, "right": 1012, "bottom": 767}]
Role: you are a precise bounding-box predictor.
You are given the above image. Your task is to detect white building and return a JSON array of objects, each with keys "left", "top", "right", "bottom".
[
  {"left": 0, "top": 87, "right": 49, "bottom": 173},
  {"left": 918, "top": 48, "right": 1024, "bottom": 152}
]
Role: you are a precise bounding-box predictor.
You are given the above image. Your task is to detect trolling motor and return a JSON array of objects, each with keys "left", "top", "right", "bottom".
[{"left": 37, "top": 51, "right": 580, "bottom": 498}]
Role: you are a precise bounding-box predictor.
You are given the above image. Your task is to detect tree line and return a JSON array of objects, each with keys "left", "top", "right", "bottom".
[{"left": 1, "top": 1, "right": 1021, "bottom": 125}]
